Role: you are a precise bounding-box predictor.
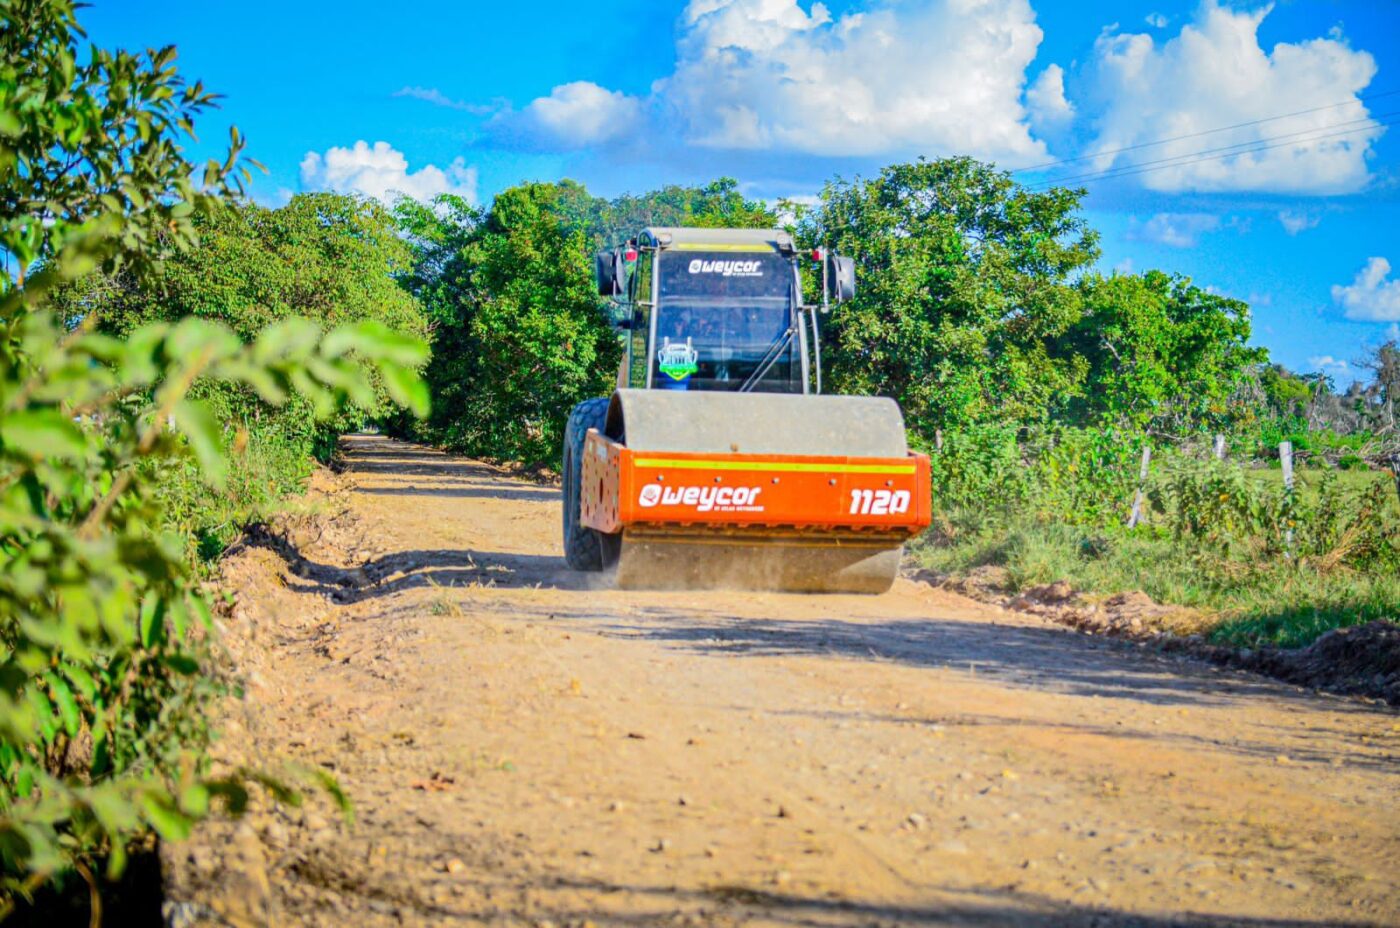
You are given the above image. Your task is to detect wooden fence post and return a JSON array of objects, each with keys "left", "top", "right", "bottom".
[
  {"left": 1390, "top": 454, "right": 1400, "bottom": 504},
  {"left": 1127, "top": 444, "right": 1152, "bottom": 528},
  {"left": 1213, "top": 434, "right": 1227, "bottom": 461},
  {"left": 1280, "top": 440, "right": 1295, "bottom": 555},
  {"left": 934, "top": 429, "right": 943, "bottom": 452}
]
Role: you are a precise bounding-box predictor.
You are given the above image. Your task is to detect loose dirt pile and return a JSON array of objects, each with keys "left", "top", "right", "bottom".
[
  {"left": 1234, "top": 621, "right": 1400, "bottom": 704},
  {"left": 161, "top": 436, "right": 1400, "bottom": 927},
  {"left": 918, "top": 568, "right": 1400, "bottom": 706}
]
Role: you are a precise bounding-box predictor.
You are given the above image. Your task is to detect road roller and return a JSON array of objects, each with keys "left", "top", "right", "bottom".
[{"left": 561, "top": 227, "right": 930, "bottom": 593}]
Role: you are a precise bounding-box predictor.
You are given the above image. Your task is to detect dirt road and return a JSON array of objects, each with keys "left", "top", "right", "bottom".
[{"left": 168, "top": 435, "right": 1400, "bottom": 927}]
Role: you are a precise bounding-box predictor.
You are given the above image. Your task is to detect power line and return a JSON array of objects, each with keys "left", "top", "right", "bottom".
[
  {"left": 1027, "top": 118, "right": 1396, "bottom": 191},
  {"left": 1029, "top": 121, "right": 1393, "bottom": 191},
  {"left": 1015, "top": 87, "right": 1400, "bottom": 175},
  {"left": 1027, "top": 110, "right": 1397, "bottom": 189}
]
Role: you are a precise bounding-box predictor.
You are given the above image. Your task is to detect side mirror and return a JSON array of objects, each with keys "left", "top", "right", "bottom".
[
  {"left": 827, "top": 255, "right": 855, "bottom": 303},
  {"left": 595, "top": 250, "right": 618, "bottom": 297}
]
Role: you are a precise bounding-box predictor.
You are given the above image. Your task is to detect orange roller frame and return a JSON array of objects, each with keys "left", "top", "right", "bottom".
[{"left": 579, "top": 430, "right": 931, "bottom": 537}]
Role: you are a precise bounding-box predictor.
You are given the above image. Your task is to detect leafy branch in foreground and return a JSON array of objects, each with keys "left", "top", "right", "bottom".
[
  {"left": 0, "top": 0, "right": 429, "bottom": 912},
  {"left": 0, "top": 305, "right": 425, "bottom": 903}
]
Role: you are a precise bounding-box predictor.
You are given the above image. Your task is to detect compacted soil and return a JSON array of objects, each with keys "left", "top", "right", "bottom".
[{"left": 164, "top": 435, "right": 1400, "bottom": 928}]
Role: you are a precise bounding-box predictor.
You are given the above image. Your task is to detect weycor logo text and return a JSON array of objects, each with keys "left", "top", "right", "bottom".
[
  {"left": 638, "top": 483, "right": 764, "bottom": 512},
  {"left": 687, "top": 259, "right": 762, "bottom": 277}
]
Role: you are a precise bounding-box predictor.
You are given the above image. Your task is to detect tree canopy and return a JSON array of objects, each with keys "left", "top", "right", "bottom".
[{"left": 797, "top": 158, "right": 1100, "bottom": 434}]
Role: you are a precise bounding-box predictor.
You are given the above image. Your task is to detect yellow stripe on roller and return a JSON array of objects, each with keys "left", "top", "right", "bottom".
[
  {"left": 671, "top": 243, "right": 777, "bottom": 253},
  {"left": 633, "top": 457, "right": 916, "bottom": 475}
]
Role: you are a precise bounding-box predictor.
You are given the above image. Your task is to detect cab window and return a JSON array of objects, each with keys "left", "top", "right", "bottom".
[
  {"left": 649, "top": 250, "right": 800, "bottom": 393},
  {"left": 627, "top": 250, "right": 652, "bottom": 389}
]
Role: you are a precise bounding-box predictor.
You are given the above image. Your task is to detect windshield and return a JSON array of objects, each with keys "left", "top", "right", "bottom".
[{"left": 651, "top": 250, "right": 800, "bottom": 393}]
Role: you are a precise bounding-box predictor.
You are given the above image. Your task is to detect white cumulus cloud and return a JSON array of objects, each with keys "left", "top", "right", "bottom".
[
  {"left": 655, "top": 0, "right": 1049, "bottom": 161},
  {"left": 299, "top": 141, "right": 478, "bottom": 204},
  {"left": 1026, "top": 64, "right": 1074, "bottom": 129},
  {"left": 501, "top": 0, "right": 1041, "bottom": 162},
  {"left": 1128, "top": 212, "right": 1221, "bottom": 248},
  {"left": 506, "top": 0, "right": 1052, "bottom": 161},
  {"left": 1277, "top": 210, "right": 1320, "bottom": 235},
  {"left": 1332, "top": 257, "right": 1400, "bottom": 323},
  {"left": 1075, "top": 1, "right": 1383, "bottom": 194},
  {"left": 497, "top": 81, "right": 643, "bottom": 149},
  {"left": 1308, "top": 355, "right": 1352, "bottom": 378}
]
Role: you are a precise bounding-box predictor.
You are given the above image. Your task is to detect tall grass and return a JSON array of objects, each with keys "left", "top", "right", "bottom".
[
  {"left": 154, "top": 391, "right": 348, "bottom": 565},
  {"left": 914, "top": 428, "right": 1400, "bottom": 649}
]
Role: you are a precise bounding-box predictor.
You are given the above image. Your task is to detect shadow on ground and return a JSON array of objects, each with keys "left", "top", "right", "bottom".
[
  {"left": 237, "top": 526, "right": 592, "bottom": 599},
  {"left": 240, "top": 512, "right": 1392, "bottom": 738},
  {"left": 355, "top": 484, "right": 560, "bottom": 502},
  {"left": 290, "top": 845, "right": 1387, "bottom": 928}
]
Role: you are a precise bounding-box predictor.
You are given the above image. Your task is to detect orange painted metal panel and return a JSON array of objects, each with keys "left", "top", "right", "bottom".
[
  {"left": 581, "top": 430, "right": 931, "bottom": 536},
  {"left": 580, "top": 430, "right": 623, "bottom": 533}
]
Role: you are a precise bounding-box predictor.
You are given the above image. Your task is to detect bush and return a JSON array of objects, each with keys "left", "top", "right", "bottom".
[
  {"left": 0, "top": 2, "right": 428, "bottom": 911},
  {"left": 154, "top": 391, "right": 334, "bottom": 564},
  {"left": 915, "top": 428, "right": 1400, "bottom": 649},
  {"left": 1148, "top": 458, "right": 1399, "bottom": 580},
  {"left": 52, "top": 192, "right": 431, "bottom": 555}
]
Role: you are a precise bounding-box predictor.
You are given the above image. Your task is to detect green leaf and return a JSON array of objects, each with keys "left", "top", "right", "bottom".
[
  {"left": 162, "top": 654, "right": 199, "bottom": 675},
  {"left": 253, "top": 318, "right": 322, "bottom": 364},
  {"left": 140, "top": 597, "right": 167, "bottom": 649},
  {"left": 44, "top": 673, "right": 82, "bottom": 738},
  {"left": 167, "top": 317, "right": 240, "bottom": 364},
  {"left": 312, "top": 769, "right": 355, "bottom": 825},
  {"left": 179, "top": 784, "right": 210, "bottom": 817},
  {"left": 26, "top": 686, "right": 57, "bottom": 743},
  {"left": 0, "top": 409, "right": 86, "bottom": 460},
  {"left": 172, "top": 398, "right": 227, "bottom": 486},
  {"left": 89, "top": 784, "right": 141, "bottom": 836},
  {"left": 381, "top": 364, "right": 430, "bottom": 418},
  {"left": 140, "top": 793, "right": 193, "bottom": 842}
]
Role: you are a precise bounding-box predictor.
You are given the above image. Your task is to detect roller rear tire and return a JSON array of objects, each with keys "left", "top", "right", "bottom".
[{"left": 562, "top": 397, "right": 612, "bottom": 571}]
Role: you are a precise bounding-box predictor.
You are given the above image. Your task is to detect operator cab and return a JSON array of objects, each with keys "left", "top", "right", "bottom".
[{"left": 595, "top": 227, "right": 854, "bottom": 396}]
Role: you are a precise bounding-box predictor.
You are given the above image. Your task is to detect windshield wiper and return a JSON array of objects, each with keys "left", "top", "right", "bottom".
[{"left": 738, "top": 326, "right": 795, "bottom": 393}]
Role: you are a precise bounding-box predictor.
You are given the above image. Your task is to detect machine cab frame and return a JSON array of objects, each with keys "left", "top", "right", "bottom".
[{"left": 598, "top": 227, "right": 854, "bottom": 397}]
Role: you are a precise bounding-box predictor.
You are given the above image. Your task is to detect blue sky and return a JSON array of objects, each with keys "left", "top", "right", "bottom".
[{"left": 89, "top": 0, "right": 1400, "bottom": 383}]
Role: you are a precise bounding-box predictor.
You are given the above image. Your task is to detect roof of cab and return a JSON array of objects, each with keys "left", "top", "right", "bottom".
[{"left": 639, "top": 227, "right": 791, "bottom": 252}]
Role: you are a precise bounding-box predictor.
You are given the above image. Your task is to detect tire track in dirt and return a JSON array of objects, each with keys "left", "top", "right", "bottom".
[{"left": 165, "top": 434, "right": 1400, "bottom": 927}]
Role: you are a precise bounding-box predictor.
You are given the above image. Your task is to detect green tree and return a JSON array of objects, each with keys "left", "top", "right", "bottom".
[
  {"left": 1057, "top": 271, "right": 1262, "bottom": 431},
  {"left": 53, "top": 193, "right": 432, "bottom": 557},
  {"left": 523, "top": 176, "right": 777, "bottom": 249},
  {"left": 78, "top": 194, "right": 426, "bottom": 343},
  {"left": 1259, "top": 363, "right": 1317, "bottom": 419},
  {"left": 798, "top": 158, "right": 1099, "bottom": 437},
  {"left": 584, "top": 177, "right": 776, "bottom": 247},
  {"left": 0, "top": 0, "right": 426, "bottom": 909},
  {"left": 404, "top": 183, "right": 621, "bottom": 466},
  {"left": 397, "top": 178, "right": 773, "bottom": 467}
]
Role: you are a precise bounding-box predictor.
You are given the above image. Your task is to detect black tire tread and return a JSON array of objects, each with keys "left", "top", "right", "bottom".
[{"left": 562, "top": 397, "right": 612, "bottom": 571}]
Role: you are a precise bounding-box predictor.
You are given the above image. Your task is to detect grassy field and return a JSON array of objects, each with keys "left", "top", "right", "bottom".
[{"left": 1247, "top": 464, "right": 1395, "bottom": 496}]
